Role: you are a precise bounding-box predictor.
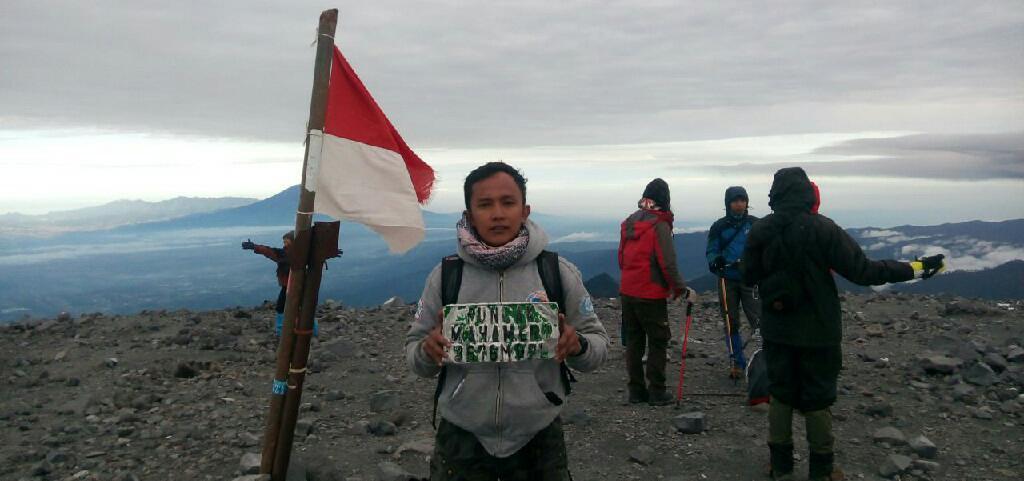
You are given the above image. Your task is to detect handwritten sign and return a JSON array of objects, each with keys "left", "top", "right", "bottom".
[{"left": 443, "top": 302, "right": 559, "bottom": 363}]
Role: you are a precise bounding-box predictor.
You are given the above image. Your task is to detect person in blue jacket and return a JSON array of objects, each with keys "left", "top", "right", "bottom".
[{"left": 706, "top": 186, "right": 761, "bottom": 379}]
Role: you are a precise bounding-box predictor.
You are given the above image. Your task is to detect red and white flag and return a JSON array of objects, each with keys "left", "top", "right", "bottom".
[{"left": 307, "top": 46, "right": 435, "bottom": 253}]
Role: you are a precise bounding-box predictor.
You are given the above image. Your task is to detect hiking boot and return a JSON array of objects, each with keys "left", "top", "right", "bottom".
[
  {"left": 628, "top": 388, "right": 649, "bottom": 404},
  {"left": 647, "top": 390, "right": 674, "bottom": 406},
  {"left": 768, "top": 443, "right": 794, "bottom": 481},
  {"left": 808, "top": 469, "right": 844, "bottom": 481},
  {"left": 808, "top": 452, "right": 844, "bottom": 481}
]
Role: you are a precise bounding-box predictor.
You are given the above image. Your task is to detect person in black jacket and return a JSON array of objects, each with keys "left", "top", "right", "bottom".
[{"left": 742, "top": 167, "right": 945, "bottom": 481}]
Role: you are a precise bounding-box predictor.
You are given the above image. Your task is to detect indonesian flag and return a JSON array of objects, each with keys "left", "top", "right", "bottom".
[{"left": 307, "top": 46, "right": 435, "bottom": 254}]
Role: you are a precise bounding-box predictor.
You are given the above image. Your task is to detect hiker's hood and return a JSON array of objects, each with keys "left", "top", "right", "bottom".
[
  {"left": 768, "top": 167, "right": 816, "bottom": 213},
  {"left": 724, "top": 185, "right": 749, "bottom": 220},
  {"left": 724, "top": 186, "right": 748, "bottom": 209}
]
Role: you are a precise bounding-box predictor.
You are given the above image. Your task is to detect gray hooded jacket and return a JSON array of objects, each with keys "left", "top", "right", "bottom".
[{"left": 405, "top": 219, "right": 609, "bottom": 458}]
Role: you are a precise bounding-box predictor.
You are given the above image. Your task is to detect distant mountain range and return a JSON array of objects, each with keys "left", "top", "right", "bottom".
[
  {"left": 0, "top": 196, "right": 256, "bottom": 235},
  {"left": 0, "top": 185, "right": 1021, "bottom": 321}
]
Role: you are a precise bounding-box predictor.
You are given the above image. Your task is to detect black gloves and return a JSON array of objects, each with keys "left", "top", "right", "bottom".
[
  {"left": 710, "top": 255, "right": 727, "bottom": 273},
  {"left": 242, "top": 239, "right": 255, "bottom": 250},
  {"left": 911, "top": 254, "right": 946, "bottom": 279},
  {"left": 918, "top": 254, "right": 946, "bottom": 279}
]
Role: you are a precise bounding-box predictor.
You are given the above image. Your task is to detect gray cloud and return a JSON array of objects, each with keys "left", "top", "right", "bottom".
[
  {"left": 808, "top": 132, "right": 1024, "bottom": 180},
  {"left": 700, "top": 131, "right": 1024, "bottom": 180},
  {"left": 1, "top": 1, "right": 1022, "bottom": 147}
]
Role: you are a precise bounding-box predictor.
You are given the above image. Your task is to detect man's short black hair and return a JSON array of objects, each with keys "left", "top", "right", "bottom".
[
  {"left": 463, "top": 161, "right": 527, "bottom": 209},
  {"left": 282, "top": 231, "right": 295, "bottom": 241}
]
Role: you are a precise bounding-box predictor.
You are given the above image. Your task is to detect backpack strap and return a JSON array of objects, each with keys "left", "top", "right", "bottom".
[
  {"left": 441, "top": 255, "right": 464, "bottom": 306},
  {"left": 432, "top": 255, "right": 463, "bottom": 429},
  {"left": 536, "top": 251, "right": 566, "bottom": 314},
  {"left": 717, "top": 220, "right": 745, "bottom": 257},
  {"left": 536, "top": 250, "right": 578, "bottom": 395}
]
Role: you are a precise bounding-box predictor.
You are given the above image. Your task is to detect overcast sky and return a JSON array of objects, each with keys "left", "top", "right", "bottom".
[{"left": 1, "top": 1, "right": 1022, "bottom": 227}]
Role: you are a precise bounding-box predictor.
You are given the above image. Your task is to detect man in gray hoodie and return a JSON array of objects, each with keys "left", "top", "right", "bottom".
[{"left": 406, "top": 162, "right": 609, "bottom": 480}]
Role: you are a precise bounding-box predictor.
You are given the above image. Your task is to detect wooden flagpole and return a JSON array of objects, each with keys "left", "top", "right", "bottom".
[
  {"left": 273, "top": 221, "right": 339, "bottom": 479},
  {"left": 260, "top": 8, "right": 338, "bottom": 477}
]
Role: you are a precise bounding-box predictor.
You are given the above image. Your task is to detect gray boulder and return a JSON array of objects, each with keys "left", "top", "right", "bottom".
[
  {"left": 872, "top": 426, "right": 906, "bottom": 445},
  {"left": 909, "top": 434, "right": 938, "bottom": 459},
  {"left": 672, "top": 412, "right": 706, "bottom": 434}
]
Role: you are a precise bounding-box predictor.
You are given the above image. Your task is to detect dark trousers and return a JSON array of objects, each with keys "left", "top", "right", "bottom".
[
  {"left": 621, "top": 295, "right": 670, "bottom": 394},
  {"left": 275, "top": 287, "right": 287, "bottom": 313},
  {"left": 717, "top": 277, "right": 760, "bottom": 333},
  {"left": 430, "top": 418, "right": 571, "bottom": 481}
]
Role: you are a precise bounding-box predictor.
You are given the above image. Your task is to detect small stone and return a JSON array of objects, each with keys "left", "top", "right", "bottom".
[
  {"left": 865, "top": 401, "right": 894, "bottom": 417},
  {"left": 672, "top": 412, "right": 706, "bottom": 434},
  {"left": 367, "top": 420, "right": 398, "bottom": 436},
  {"left": 628, "top": 445, "right": 657, "bottom": 465},
  {"left": 865, "top": 324, "right": 884, "bottom": 337},
  {"left": 174, "top": 362, "right": 198, "bottom": 379},
  {"left": 962, "top": 361, "right": 997, "bottom": 386},
  {"left": 389, "top": 410, "right": 412, "bottom": 427},
  {"left": 376, "top": 461, "right": 414, "bottom": 481},
  {"left": 972, "top": 406, "right": 995, "bottom": 420},
  {"left": 984, "top": 353, "right": 1008, "bottom": 372},
  {"left": 66, "top": 377, "right": 80, "bottom": 387},
  {"left": 231, "top": 476, "right": 271, "bottom": 481},
  {"left": 999, "top": 399, "right": 1021, "bottom": 414},
  {"left": 104, "top": 358, "right": 119, "bottom": 368},
  {"left": 381, "top": 296, "right": 405, "bottom": 309},
  {"left": 369, "top": 391, "right": 400, "bottom": 413},
  {"left": 394, "top": 438, "right": 434, "bottom": 459},
  {"left": 872, "top": 426, "right": 906, "bottom": 445},
  {"left": 912, "top": 459, "right": 941, "bottom": 472},
  {"left": 878, "top": 454, "right": 913, "bottom": 478},
  {"left": 1006, "top": 345, "right": 1024, "bottom": 362},
  {"left": 908, "top": 435, "right": 938, "bottom": 459},
  {"left": 919, "top": 355, "right": 962, "bottom": 375},
  {"left": 31, "top": 460, "right": 54, "bottom": 476},
  {"left": 952, "top": 384, "right": 976, "bottom": 401},
  {"left": 563, "top": 407, "right": 593, "bottom": 426},
  {"left": 326, "top": 390, "right": 346, "bottom": 401},
  {"left": 239, "top": 453, "right": 261, "bottom": 475},
  {"left": 293, "top": 418, "right": 315, "bottom": 439},
  {"left": 46, "top": 450, "right": 70, "bottom": 464}
]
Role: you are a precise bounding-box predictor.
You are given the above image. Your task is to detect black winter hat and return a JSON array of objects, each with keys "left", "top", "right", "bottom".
[{"left": 642, "top": 178, "right": 671, "bottom": 211}]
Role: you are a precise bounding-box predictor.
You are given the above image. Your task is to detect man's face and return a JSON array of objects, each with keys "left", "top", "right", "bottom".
[
  {"left": 283, "top": 238, "right": 293, "bottom": 250},
  {"left": 729, "top": 198, "right": 748, "bottom": 215},
  {"left": 467, "top": 172, "right": 530, "bottom": 247}
]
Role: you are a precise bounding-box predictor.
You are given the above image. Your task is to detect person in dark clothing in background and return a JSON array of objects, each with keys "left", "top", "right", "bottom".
[
  {"left": 742, "top": 167, "right": 945, "bottom": 481},
  {"left": 243, "top": 231, "right": 293, "bottom": 336},
  {"left": 706, "top": 186, "right": 761, "bottom": 379},
  {"left": 618, "top": 178, "right": 697, "bottom": 406}
]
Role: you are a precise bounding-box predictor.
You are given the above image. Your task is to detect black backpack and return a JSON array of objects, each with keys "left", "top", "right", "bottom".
[
  {"left": 431, "top": 250, "right": 577, "bottom": 428},
  {"left": 746, "top": 348, "right": 770, "bottom": 406}
]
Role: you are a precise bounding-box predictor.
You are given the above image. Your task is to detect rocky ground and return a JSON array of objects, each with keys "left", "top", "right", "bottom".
[{"left": 2, "top": 293, "right": 1023, "bottom": 481}]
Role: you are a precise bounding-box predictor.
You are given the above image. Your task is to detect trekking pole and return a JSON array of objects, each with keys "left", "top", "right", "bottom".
[
  {"left": 675, "top": 301, "right": 694, "bottom": 406},
  {"left": 720, "top": 276, "right": 736, "bottom": 376}
]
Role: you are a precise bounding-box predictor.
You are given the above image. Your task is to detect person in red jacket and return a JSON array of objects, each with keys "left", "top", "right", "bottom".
[{"left": 618, "top": 178, "right": 696, "bottom": 406}]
